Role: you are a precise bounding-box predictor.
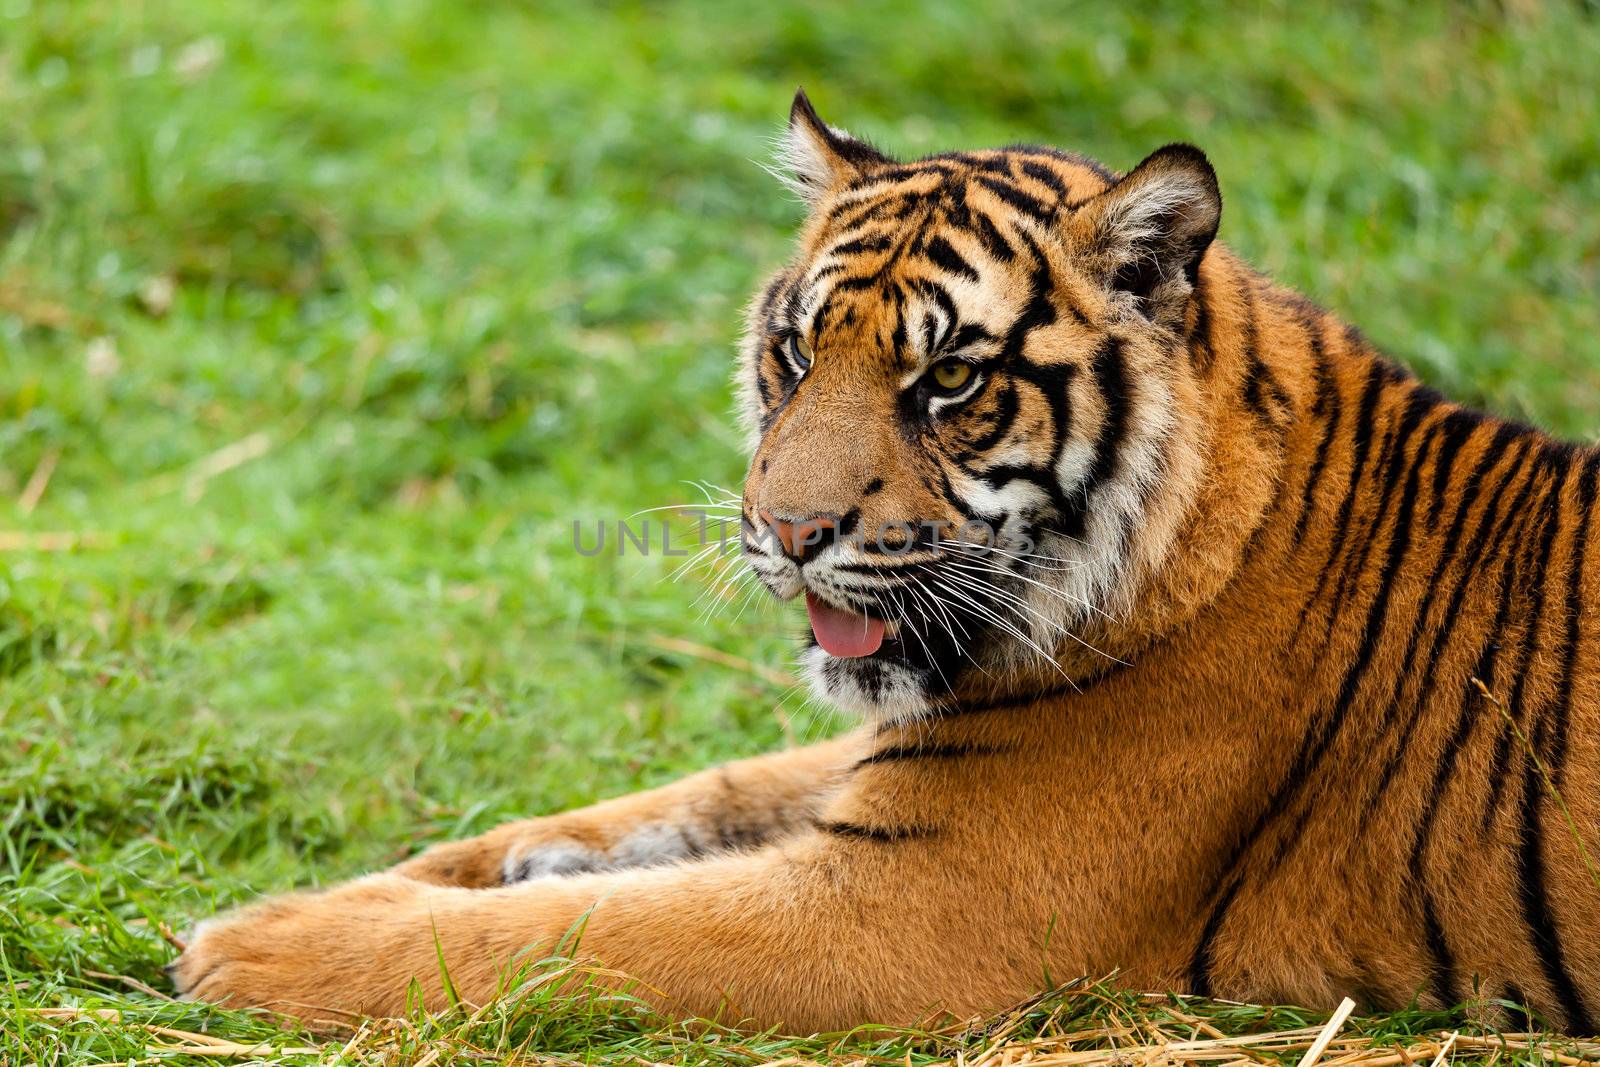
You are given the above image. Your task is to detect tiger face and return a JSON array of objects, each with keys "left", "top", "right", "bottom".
[{"left": 740, "top": 92, "right": 1222, "bottom": 720}]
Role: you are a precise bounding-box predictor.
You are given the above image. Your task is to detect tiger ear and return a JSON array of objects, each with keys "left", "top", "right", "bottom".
[
  {"left": 774, "top": 89, "right": 892, "bottom": 205},
  {"left": 1068, "top": 144, "right": 1221, "bottom": 325}
]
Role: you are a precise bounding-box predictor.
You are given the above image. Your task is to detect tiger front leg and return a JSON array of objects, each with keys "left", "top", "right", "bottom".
[
  {"left": 170, "top": 827, "right": 1050, "bottom": 1031},
  {"left": 393, "top": 731, "right": 868, "bottom": 887}
]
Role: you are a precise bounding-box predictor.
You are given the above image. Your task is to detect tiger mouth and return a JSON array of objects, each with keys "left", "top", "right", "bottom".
[
  {"left": 804, "top": 590, "right": 900, "bottom": 659},
  {"left": 815, "top": 623, "right": 919, "bottom": 671},
  {"left": 802, "top": 587, "right": 965, "bottom": 682}
]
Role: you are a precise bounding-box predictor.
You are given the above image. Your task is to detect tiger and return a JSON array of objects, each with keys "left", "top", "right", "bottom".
[{"left": 170, "top": 90, "right": 1600, "bottom": 1035}]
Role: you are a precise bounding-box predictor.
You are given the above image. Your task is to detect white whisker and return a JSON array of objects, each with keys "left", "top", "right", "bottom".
[
  {"left": 937, "top": 565, "right": 1126, "bottom": 668},
  {"left": 923, "top": 573, "right": 1075, "bottom": 686}
]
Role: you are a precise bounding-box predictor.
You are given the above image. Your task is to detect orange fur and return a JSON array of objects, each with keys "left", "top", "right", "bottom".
[{"left": 171, "top": 94, "right": 1600, "bottom": 1035}]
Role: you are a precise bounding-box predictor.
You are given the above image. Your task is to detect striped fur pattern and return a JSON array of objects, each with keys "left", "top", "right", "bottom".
[
  {"left": 170, "top": 93, "right": 1600, "bottom": 1035},
  {"left": 740, "top": 95, "right": 1219, "bottom": 719}
]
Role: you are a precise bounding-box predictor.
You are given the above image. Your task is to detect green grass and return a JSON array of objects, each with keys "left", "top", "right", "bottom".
[{"left": 3, "top": 1, "right": 1599, "bottom": 1062}]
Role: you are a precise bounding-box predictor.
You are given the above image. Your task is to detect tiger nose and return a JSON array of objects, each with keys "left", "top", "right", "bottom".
[{"left": 758, "top": 510, "right": 839, "bottom": 562}]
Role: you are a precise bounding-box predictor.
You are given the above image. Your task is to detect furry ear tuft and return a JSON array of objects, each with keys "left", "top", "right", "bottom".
[
  {"left": 1069, "top": 144, "right": 1221, "bottom": 325},
  {"left": 773, "top": 89, "right": 892, "bottom": 205}
]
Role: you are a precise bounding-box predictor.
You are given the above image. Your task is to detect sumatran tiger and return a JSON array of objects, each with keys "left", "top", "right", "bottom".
[{"left": 170, "top": 91, "right": 1600, "bottom": 1034}]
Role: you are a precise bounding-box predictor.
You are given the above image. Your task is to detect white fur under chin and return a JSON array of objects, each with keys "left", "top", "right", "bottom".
[{"left": 801, "top": 645, "right": 934, "bottom": 724}]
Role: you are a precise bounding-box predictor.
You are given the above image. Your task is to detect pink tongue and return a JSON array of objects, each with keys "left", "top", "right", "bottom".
[{"left": 805, "top": 592, "right": 886, "bottom": 658}]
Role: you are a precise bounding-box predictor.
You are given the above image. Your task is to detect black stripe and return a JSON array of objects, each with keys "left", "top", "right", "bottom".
[
  {"left": 1418, "top": 901, "right": 1461, "bottom": 1011},
  {"left": 1188, "top": 873, "right": 1243, "bottom": 997},
  {"left": 1322, "top": 386, "right": 1448, "bottom": 645},
  {"left": 813, "top": 820, "right": 931, "bottom": 843},
  {"left": 1238, "top": 281, "right": 1290, "bottom": 428},
  {"left": 937, "top": 151, "right": 1012, "bottom": 175},
  {"left": 777, "top": 276, "right": 808, "bottom": 332},
  {"left": 1502, "top": 985, "right": 1537, "bottom": 1033},
  {"left": 1469, "top": 455, "right": 1551, "bottom": 702},
  {"left": 1321, "top": 421, "right": 1402, "bottom": 641},
  {"left": 967, "top": 382, "right": 1020, "bottom": 453},
  {"left": 1549, "top": 456, "right": 1598, "bottom": 782},
  {"left": 1188, "top": 269, "right": 1216, "bottom": 374},
  {"left": 922, "top": 234, "right": 979, "bottom": 282},
  {"left": 1359, "top": 426, "right": 1529, "bottom": 832},
  {"left": 807, "top": 261, "right": 852, "bottom": 285},
  {"left": 1516, "top": 736, "right": 1594, "bottom": 1032},
  {"left": 1511, "top": 449, "right": 1597, "bottom": 1034},
  {"left": 830, "top": 273, "right": 889, "bottom": 294},
  {"left": 1481, "top": 454, "right": 1566, "bottom": 828},
  {"left": 992, "top": 143, "right": 1117, "bottom": 183},
  {"left": 852, "top": 163, "right": 955, "bottom": 187},
  {"left": 914, "top": 278, "right": 960, "bottom": 341},
  {"left": 1241, "top": 396, "right": 1440, "bottom": 887},
  {"left": 1000, "top": 234, "right": 1060, "bottom": 362},
  {"left": 1354, "top": 413, "right": 1503, "bottom": 834},
  {"left": 1403, "top": 427, "right": 1529, "bottom": 705},
  {"left": 920, "top": 307, "right": 939, "bottom": 357},
  {"left": 1419, "top": 410, "right": 1489, "bottom": 536},
  {"left": 968, "top": 209, "right": 1017, "bottom": 263},
  {"left": 1292, "top": 315, "right": 1338, "bottom": 543},
  {"left": 1018, "top": 159, "right": 1068, "bottom": 195},
  {"left": 826, "top": 234, "right": 894, "bottom": 257},
  {"left": 1294, "top": 360, "right": 1389, "bottom": 635},
  {"left": 1055, "top": 337, "right": 1130, "bottom": 542},
  {"left": 1408, "top": 449, "right": 1544, "bottom": 1008},
  {"left": 1239, "top": 333, "right": 1273, "bottom": 426},
  {"left": 888, "top": 281, "right": 910, "bottom": 364},
  {"left": 1015, "top": 227, "right": 1089, "bottom": 328},
  {"left": 826, "top": 192, "right": 915, "bottom": 232},
  {"left": 980, "top": 235, "right": 1067, "bottom": 511},
  {"left": 833, "top": 555, "right": 937, "bottom": 575},
  {"left": 1187, "top": 384, "right": 1424, "bottom": 997},
  {"left": 928, "top": 455, "right": 976, "bottom": 518},
  {"left": 1421, "top": 448, "right": 1543, "bottom": 726},
  {"left": 977, "top": 462, "right": 1075, "bottom": 522},
  {"left": 1321, "top": 395, "right": 1436, "bottom": 732},
  {"left": 976, "top": 175, "right": 1053, "bottom": 221},
  {"left": 1086, "top": 337, "right": 1130, "bottom": 489},
  {"left": 946, "top": 322, "right": 994, "bottom": 351},
  {"left": 755, "top": 273, "right": 790, "bottom": 327},
  {"left": 856, "top": 742, "right": 1004, "bottom": 766},
  {"left": 930, "top": 661, "right": 1131, "bottom": 721}
]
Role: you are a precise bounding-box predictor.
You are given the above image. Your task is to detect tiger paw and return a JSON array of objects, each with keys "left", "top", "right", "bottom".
[{"left": 167, "top": 874, "right": 440, "bottom": 1024}]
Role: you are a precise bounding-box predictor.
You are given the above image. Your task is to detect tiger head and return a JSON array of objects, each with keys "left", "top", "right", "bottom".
[{"left": 739, "top": 92, "right": 1224, "bottom": 721}]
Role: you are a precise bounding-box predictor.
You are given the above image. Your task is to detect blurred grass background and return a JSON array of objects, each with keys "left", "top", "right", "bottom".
[{"left": 2, "top": 0, "right": 1598, "bottom": 1061}]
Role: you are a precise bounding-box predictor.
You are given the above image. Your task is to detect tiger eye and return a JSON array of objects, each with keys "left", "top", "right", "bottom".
[
  {"left": 787, "top": 334, "right": 814, "bottom": 370},
  {"left": 930, "top": 360, "right": 973, "bottom": 392}
]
